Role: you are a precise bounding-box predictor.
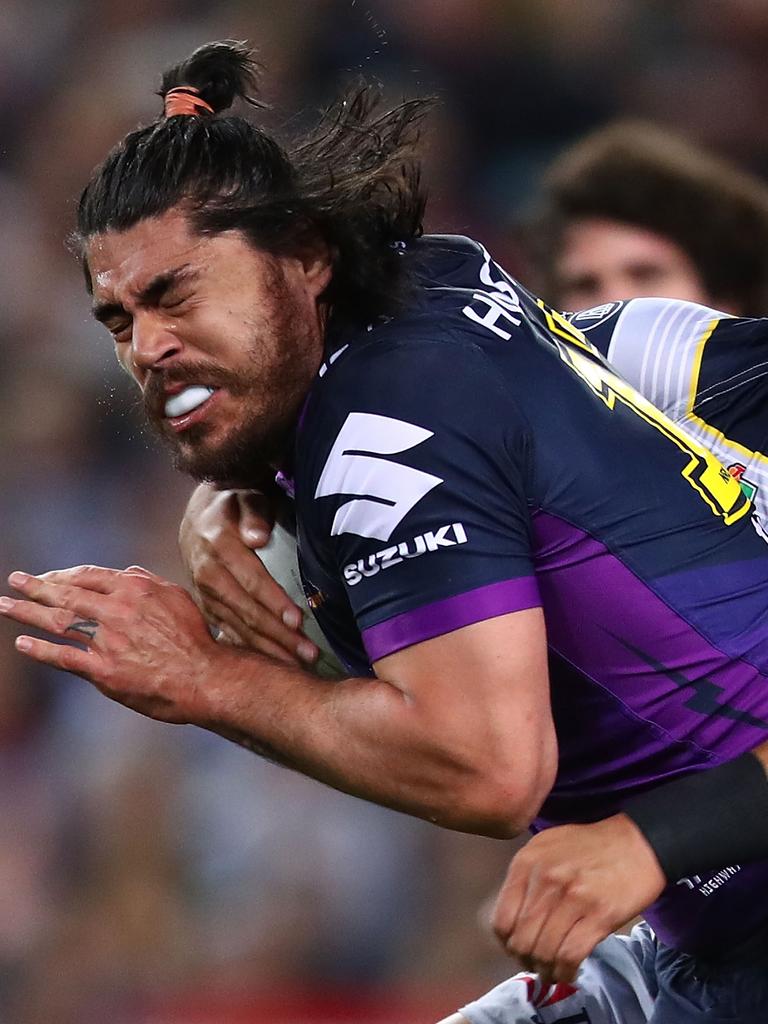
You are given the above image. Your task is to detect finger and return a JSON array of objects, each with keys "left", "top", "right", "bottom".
[
  {"left": 192, "top": 590, "right": 224, "bottom": 633},
  {"left": 125, "top": 565, "right": 155, "bottom": 578},
  {"left": 237, "top": 491, "right": 275, "bottom": 548},
  {"left": 204, "top": 527, "right": 301, "bottom": 624},
  {"left": 492, "top": 863, "right": 530, "bottom": 945},
  {"left": 15, "top": 634, "right": 100, "bottom": 676},
  {"left": 516, "top": 952, "right": 535, "bottom": 973},
  {"left": 507, "top": 897, "right": 561, "bottom": 966},
  {"left": 0, "top": 596, "right": 101, "bottom": 643},
  {"left": 551, "top": 919, "right": 605, "bottom": 984},
  {"left": 203, "top": 596, "right": 305, "bottom": 666},
  {"left": 505, "top": 870, "right": 565, "bottom": 963},
  {"left": 215, "top": 623, "right": 248, "bottom": 648},
  {"left": 527, "top": 895, "right": 587, "bottom": 967},
  {"left": 535, "top": 963, "right": 556, "bottom": 991},
  {"left": 7, "top": 575, "right": 108, "bottom": 618},
  {"left": 199, "top": 602, "right": 297, "bottom": 662},
  {"left": 30, "top": 565, "right": 123, "bottom": 593},
  {"left": 195, "top": 560, "right": 308, "bottom": 653}
]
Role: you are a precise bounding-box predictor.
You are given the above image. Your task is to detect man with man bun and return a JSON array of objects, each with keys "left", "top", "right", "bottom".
[{"left": 3, "top": 41, "right": 768, "bottom": 1023}]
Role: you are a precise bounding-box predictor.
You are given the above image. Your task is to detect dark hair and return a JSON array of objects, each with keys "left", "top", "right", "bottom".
[
  {"left": 75, "top": 40, "right": 434, "bottom": 322},
  {"left": 530, "top": 120, "right": 768, "bottom": 315}
]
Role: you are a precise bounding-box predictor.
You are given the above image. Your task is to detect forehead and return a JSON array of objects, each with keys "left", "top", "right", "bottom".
[
  {"left": 86, "top": 208, "right": 209, "bottom": 299},
  {"left": 560, "top": 218, "right": 688, "bottom": 268}
]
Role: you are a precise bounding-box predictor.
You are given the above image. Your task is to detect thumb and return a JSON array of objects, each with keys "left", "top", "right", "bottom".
[{"left": 237, "top": 491, "right": 275, "bottom": 548}]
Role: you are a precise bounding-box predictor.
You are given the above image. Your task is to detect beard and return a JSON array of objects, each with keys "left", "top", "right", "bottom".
[
  {"left": 142, "top": 286, "right": 320, "bottom": 489},
  {"left": 168, "top": 383, "right": 305, "bottom": 489}
]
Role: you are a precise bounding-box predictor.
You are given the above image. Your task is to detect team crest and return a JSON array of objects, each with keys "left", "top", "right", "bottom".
[{"left": 728, "top": 463, "right": 758, "bottom": 502}]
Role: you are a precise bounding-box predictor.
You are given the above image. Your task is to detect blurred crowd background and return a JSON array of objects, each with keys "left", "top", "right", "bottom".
[{"left": 4, "top": 1, "right": 768, "bottom": 1021}]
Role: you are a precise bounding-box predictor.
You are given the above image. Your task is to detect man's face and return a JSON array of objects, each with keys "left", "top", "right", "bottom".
[
  {"left": 555, "top": 217, "right": 718, "bottom": 312},
  {"left": 86, "top": 208, "right": 331, "bottom": 486}
]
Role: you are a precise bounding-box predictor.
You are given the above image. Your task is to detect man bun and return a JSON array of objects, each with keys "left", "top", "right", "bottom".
[{"left": 158, "top": 40, "right": 264, "bottom": 115}]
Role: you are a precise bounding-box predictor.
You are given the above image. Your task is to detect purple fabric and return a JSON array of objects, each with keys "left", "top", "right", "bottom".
[
  {"left": 361, "top": 576, "right": 541, "bottom": 662},
  {"left": 531, "top": 510, "right": 768, "bottom": 762},
  {"left": 644, "top": 860, "right": 768, "bottom": 955},
  {"left": 274, "top": 470, "right": 295, "bottom": 498},
  {"left": 359, "top": 508, "right": 768, "bottom": 952},
  {"left": 530, "top": 510, "right": 768, "bottom": 954},
  {"left": 654, "top": 557, "right": 768, "bottom": 673}
]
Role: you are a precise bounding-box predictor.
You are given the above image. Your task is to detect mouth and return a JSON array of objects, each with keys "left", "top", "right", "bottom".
[{"left": 163, "top": 385, "right": 218, "bottom": 433}]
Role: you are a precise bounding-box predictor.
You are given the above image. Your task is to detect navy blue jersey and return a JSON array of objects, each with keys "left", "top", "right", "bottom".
[{"left": 290, "top": 235, "right": 768, "bottom": 954}]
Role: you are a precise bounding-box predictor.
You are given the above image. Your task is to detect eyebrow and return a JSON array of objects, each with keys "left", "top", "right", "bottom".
[{"left": 92, "top": 264, "right": 199, "bottom": 323}]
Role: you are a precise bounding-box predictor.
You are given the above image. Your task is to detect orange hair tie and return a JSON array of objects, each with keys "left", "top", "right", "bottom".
[{"left": 164, "top": 87, "right": 215, "bottom": 118}]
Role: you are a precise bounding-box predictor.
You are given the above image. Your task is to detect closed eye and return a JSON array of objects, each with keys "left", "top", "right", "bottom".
[
  {"left": 162, "top": 293, "right": 188, "bottom": 308},
  {"left": 105, "top": 319, "right": 132, "bottom": 342},
  {"left": 160, "top": 295, "right": 192, "bottom": 314}
]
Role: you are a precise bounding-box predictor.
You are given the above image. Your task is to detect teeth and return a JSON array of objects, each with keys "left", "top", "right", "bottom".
[{"left": 164, "top": 386, "right": 214, "bottom": 418}]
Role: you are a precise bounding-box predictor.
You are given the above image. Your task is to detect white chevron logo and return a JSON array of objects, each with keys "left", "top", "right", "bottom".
[{"left": 315, "top": 412, "right": 443, "bottom": 541}]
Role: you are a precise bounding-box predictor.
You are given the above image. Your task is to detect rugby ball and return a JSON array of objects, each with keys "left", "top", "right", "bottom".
[{"left": 254, "top": 521, "right": 346, "bottom": 680}]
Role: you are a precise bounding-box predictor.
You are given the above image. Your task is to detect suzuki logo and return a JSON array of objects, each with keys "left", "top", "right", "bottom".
[{"left": 315, "top": 413, "right": 443, "bottom": 541}]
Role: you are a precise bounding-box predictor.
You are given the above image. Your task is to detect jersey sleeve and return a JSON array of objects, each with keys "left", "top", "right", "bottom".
[
  {"left": 304, "top": 335, "right": 541, "bottom": 663},
  {"left": 568, "top": 297, "right": 733, "bottom": 420}
]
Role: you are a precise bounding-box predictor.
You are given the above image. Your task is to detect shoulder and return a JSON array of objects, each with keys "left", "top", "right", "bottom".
[
  {"left": 298, "top": 322, "right": 525, "bottom": 473},
  {"left": 312, "top": 233, "right": 558, "bottom": 394},
  {"left": 566, "top": 298, "right": 734, "bottom": 416},
  {"left": 566, "top": 297, "right": 724, "bottom": 358},
  {"left": 292, "top": 311, "right": 535, "bottom": 548}
]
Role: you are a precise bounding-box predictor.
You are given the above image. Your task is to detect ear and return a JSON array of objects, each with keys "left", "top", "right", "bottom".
[{"left": 298, "top": 240, "right": 334, "bottom": 300}]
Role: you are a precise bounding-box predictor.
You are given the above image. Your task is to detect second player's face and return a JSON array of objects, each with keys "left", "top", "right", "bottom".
[
  {"left": 85, "top": 207, "right": 331, "bottom": 486},
  {"left": 555, "top": 217, "right": 718, "bottom": 312}
]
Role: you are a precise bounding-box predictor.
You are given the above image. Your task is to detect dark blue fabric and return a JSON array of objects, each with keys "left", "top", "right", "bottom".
[
  {"left": 650, "top": 934, "right": 768, "bottom": 1022},
  {"left": 290, "top": 235, "right": 768, "bottom": 951}
]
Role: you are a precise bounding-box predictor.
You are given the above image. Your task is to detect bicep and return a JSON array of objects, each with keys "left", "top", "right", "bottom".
[{"left": 374, "top": 607, "right": 557, "bottom": 824}]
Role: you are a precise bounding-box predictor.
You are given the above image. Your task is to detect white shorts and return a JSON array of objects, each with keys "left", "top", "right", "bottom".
[{"left": 459, "top": 922, "right": 657, "bottom": 1024}]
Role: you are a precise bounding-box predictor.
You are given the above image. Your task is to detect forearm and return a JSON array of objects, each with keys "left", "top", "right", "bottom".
[
  {"left": 2, "top": 568, "right": 551, "bottom": 838},
  {"left": 200, "top": 647, "right": 523, "bottom": 837},
  {"left": 623, "top": 745, "right": 768, "bottom": 881}
]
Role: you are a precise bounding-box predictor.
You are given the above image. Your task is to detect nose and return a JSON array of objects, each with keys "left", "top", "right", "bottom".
[{"left": 130, "top": 312, "right": 182, "bottom": 380}]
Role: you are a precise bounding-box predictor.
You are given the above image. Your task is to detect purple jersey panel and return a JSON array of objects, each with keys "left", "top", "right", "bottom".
[
  {"left": 531, "top": 510, "right": 768, "bottom": 952},
  {"left": 361, "top": 576, "right": 541, "bottom": 661}
]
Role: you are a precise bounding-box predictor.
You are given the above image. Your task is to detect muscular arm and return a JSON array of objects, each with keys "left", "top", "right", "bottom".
[
  {"left": 213, "top": 607, "right": 555, "bottom": 835},
  {"left": 3, "top": 567, "right": 555, "bottom": 838}
]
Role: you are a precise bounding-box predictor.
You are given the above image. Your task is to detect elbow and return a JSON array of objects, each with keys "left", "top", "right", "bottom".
[
  {"left": 476, "top": 768, "right": 554, "bottom": 839},
  {"left": 433, "top": 757, "right": 556, "bottom": 839}
]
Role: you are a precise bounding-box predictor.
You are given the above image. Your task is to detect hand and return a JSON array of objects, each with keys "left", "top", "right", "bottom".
[
  {"left": 179, "top": 484, "right": 317, "bottom": 666},
  {"left": 492, "top": 814, "right": 666, "bottom": 984},
  {"left": 0, "top": 565, "right": 231, "bottom": 724}
]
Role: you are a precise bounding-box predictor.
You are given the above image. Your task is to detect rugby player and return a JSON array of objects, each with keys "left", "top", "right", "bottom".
[
  {"left": 192, "top": 296, "right": 768, "bottom": 1024},
  {"left": 180, "top": 117, "right": 768, "bottom": 1021},
  {"left": 3, "top": 42, "right": 768, "bottom": 1023}
]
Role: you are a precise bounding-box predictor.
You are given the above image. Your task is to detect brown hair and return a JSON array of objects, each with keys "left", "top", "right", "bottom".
[{"left": 531, "top": 120, "right": 768, "bottom": 314}]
